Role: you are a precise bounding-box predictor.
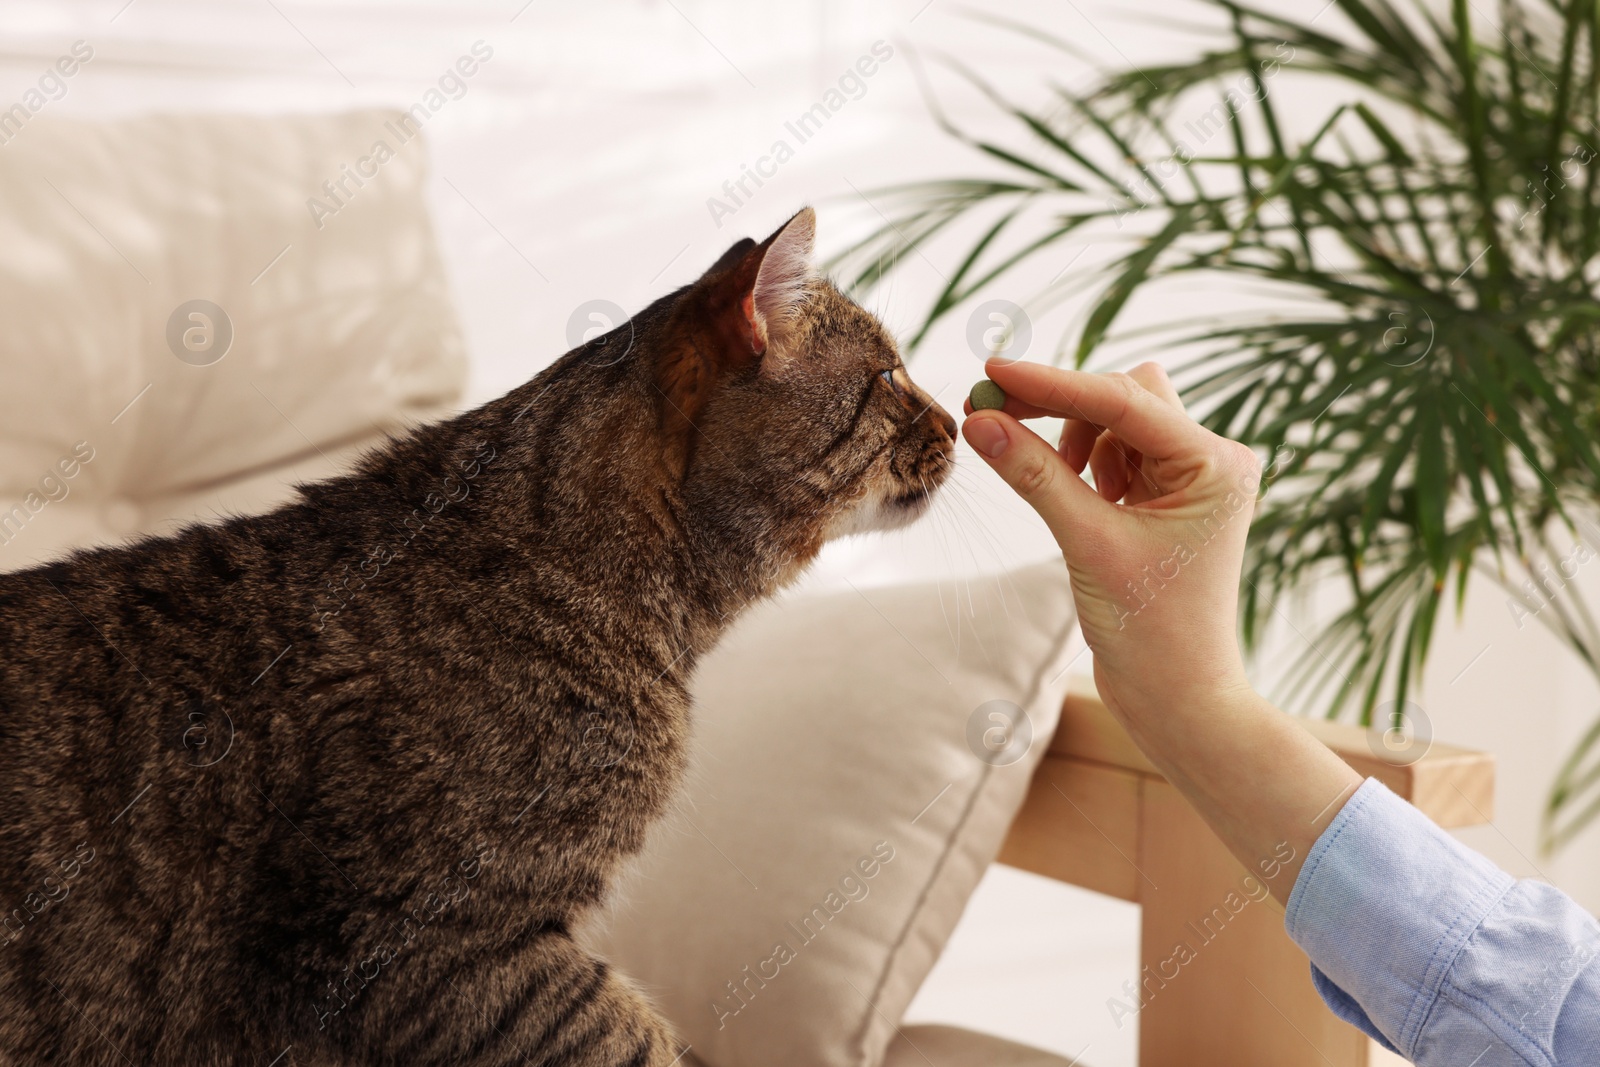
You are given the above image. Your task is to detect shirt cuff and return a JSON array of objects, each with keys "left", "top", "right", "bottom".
[{"left": 1285, "top": 777, "right": 1515, "bottom": 1057}]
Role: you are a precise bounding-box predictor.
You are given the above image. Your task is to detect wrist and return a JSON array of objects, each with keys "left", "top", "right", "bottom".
[
  {"left": 1094, "top": 663, "right": 1272, "bottom": 791},
  {"left": 1094, "top": 655, "right": 1258, "bottom": 730}
]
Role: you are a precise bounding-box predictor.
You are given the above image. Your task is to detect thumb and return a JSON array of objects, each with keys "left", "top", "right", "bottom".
[{"left": 962, "top": 411, "right": 1107, "bottom": 550}]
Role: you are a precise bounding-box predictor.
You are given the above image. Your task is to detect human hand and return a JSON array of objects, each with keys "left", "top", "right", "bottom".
[{"left": 961, "top": 360, "right": 1263, "bottom": 723}]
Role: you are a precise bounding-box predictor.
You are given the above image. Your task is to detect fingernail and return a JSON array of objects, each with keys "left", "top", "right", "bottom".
[{"left": 964, "top": 417, "right": 1009, "bottom": 458}]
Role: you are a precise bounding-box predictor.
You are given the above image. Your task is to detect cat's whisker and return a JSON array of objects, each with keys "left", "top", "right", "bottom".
[
  {"left": 954, "top": 490, "right": 1038, "bottom": 625},
  {"left": 920, "top": 474, "right": 967, "bottom": 658},
  {"left": 936, "top": 490, "right": 988, "bottom": 603},
  {"left": 937, "top": 474, "right": 1008, "bottom": 572},
  {"left": 929, "top": 474, "right": 1032, "bottom": 627},
  {"left": 926, "top": 479, "right": 1002, "bottom": 656}
]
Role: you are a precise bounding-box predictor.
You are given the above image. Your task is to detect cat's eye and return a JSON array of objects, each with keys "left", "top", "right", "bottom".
[{"left": 879, "top": 369, "right": 904, "bottom": 397}]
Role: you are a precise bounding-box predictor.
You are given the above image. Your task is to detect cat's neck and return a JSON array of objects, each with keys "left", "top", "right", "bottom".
[{"left": 360, "top": 365, "right": 806, "bottom": 667}]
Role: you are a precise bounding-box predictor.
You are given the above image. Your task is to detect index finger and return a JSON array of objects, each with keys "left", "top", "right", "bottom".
[{"left": 983, "top": 359, "right": 1200, "bottom": 461}]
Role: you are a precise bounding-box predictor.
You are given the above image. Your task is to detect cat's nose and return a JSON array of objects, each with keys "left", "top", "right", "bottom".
[{"left": 929, "top": 403, "right": 956, "bottom": 439}]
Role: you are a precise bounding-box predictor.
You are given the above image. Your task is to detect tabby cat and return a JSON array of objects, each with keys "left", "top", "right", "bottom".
[{"left": 0, "top": 208, "right": 956, "bottom": 1066}]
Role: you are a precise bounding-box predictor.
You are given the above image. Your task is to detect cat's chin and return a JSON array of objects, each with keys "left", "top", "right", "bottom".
[
  {"left": 880, "top": 486, "right": 938, "bottom": 529},
  {"left": 823, "top": 486, "right": 936, "bottom": 541}
]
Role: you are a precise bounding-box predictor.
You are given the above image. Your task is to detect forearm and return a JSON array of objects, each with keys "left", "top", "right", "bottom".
[{"left": 1102, "top": 679, "right": 1362, "bottom": 904}]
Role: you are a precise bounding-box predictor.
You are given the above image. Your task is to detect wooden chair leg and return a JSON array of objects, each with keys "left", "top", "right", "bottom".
[
  {"left": 1137, "top": 780, "right": 1371, "bottom": 1067},
  {"left": 999, "top": 682, "right": 1491, "bottom": 1065}
]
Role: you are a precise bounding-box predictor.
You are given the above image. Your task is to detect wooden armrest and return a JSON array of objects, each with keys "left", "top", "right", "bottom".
[
  {"left": 996, "top": 677, "right": 1495, "bottom": 1067},
  {"left": 1045, "top": 676, "right": 1494, "bottom": 827}
]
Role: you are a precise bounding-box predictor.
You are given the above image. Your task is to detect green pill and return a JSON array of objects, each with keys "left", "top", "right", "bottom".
[{"left": 969, "top": 380, "right": 1007, "bottom": 410}]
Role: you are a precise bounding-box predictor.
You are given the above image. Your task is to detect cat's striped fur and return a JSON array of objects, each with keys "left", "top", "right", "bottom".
[{"left": 0, "top": 208, "right": 956, "bottom": 1065}]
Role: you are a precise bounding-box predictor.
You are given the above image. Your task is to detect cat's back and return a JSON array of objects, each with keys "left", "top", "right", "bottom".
[
  {"left": 0, "top": 509, "right": 305, "bottom": 725},
  {"left": 0, "top": 517, "right": 309, "bottom": 1056},
  {"left": 0, "top": 503, "right": 364, "bottom": 912}
]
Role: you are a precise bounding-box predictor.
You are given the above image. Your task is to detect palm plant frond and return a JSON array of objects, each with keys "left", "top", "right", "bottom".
[{"left": 836, "top": 0, "right": 1600, "bottom": 849}]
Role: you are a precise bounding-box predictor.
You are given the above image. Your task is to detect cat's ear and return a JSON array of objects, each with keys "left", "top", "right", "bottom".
[
  {"left": 697, "top": 208, "right": 816, "bottom": 360},
  {"left": 655, "top": 209, "right": 817, "bottom": 474},
  {"left": 706, "top": 236, "right": 758, "bottom": 276},
  {"left": 746, "top": 207, "right": 816, "bottom": 356}
]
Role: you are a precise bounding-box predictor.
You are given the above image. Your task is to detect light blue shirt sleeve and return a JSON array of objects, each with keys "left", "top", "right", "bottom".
[{"left": 1285, "top": 778, "right": 1600, "bottom": 1065}]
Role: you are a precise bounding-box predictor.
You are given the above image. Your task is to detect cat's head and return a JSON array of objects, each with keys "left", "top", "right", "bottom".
[{"left": 644, "top": 208, "right": 956, "bottom": 558}]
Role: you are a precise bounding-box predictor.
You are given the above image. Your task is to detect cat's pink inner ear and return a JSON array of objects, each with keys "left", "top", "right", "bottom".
[
  {"left": 748, "top": 207, "right": 816, "bottom": 355},
  {"left": 740, "top": 293, "right": 764, "bottom": 355}
]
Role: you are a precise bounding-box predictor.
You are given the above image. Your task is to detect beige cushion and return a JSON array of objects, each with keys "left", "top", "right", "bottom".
[
  {"left": 0, "top": 110, "right": 466, "bottom": 570},
  {"left": 585, "top": 561, "right": 1078, "bottom": 1067},
  {"left": 680, "top": 1024, "right": 1087, "bottom": 1067},
  {"left": 885, "top": 1025, "right": 1089, "bottom": 1066}
]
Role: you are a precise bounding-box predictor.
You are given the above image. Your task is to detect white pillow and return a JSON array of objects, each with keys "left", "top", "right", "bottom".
[
  {"left": 0, "top": 110, "right": 466, "bottom": 568},
  {"left": 584, "top": 560, "right": 1078, "bottom": 1067}
]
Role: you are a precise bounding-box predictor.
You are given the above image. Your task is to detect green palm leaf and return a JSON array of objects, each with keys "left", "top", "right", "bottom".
[{"left": 839, "top": 0, "right": 1600, "bottom": 851}]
